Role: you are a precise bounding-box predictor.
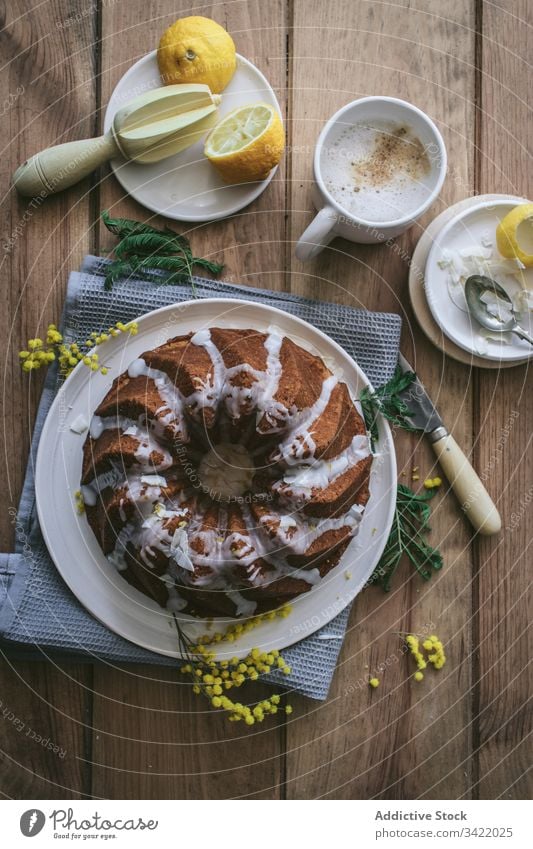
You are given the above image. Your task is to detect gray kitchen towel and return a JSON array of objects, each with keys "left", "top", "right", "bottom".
[{"left": 0, "top": 256, "right": 401, "bottom": 700}]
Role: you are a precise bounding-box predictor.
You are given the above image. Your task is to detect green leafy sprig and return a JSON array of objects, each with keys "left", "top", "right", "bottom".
[
  {"left": 101, "top": 211, "right": 224, "bottom": 290},
  {"left": 371, "top": 484, "right": 443, "bottom": 591},
  {"left": 360, "top": 365, "right": 420, "bottom": 445}
]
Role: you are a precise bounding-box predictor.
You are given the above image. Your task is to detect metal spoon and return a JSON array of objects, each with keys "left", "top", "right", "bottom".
[{"left": 464, "top": 275, "right": 533, "bottom": 345}]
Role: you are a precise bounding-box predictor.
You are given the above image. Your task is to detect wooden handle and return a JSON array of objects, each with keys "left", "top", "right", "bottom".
[
  {"left": 12, "top": 132, "right": 119, "bottom": 197},
  {"left": 431, "top": 433, "right": 501, "bottom": 535}
]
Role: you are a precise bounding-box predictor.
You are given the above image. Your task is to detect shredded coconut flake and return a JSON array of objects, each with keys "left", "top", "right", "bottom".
[{"left": 69, "top": 414, "right": 88, "bottom": 434}]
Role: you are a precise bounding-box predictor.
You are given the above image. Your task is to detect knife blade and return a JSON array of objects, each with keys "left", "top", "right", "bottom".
[
  {"left": 397, "top": 353, "right": 446, "bottom": 440},
  {"left": 397, "top": 353, "right": 501, "bottom": 536}
]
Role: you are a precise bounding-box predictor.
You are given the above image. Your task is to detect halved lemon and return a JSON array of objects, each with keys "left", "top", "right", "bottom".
[
  {"left": 496, "top": 203, "right": 533, "bottom": 268},
  {"left": 204, "top": 103, "right": 285, "bottom": 184}
]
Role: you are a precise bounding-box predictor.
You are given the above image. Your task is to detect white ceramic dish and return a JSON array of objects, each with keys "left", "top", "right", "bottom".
[
  {"left": 424, "top": 198, "right": 533, "bottom": 362},
  {"left": 409, "top": 193, "right": 528, "bottom": 368},
  {"left": 104, "top": 52, "right": 282, "bottom": 222},
  {"left": 35, "top": 299, "right": 397, "bottom": 660}
]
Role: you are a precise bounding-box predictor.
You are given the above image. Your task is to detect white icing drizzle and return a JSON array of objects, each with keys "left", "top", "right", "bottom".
[
  {"left": 105, "top": 495, "right": 191, "bottom": 576},
  {"left": 291, "top": 567, "right": 321, "bottom": 585},
  {"left": 274, "top": 434, "right": 371, "bottom": 503},
  {"left": 226, "top": 590, "right": 257, "bottom": 617},
  {"left": 190, "top": 329, "right": 226, "bottom": 411},
  {"left": 254, "top": 331, "right": 285, "bottom": 427},
  {"left": 90, "top": 414, "right": 145, "bottom": 440},
  {"left": 278, "top": 373, "right": 337, "bottom": 450},
  {"left": 82, "top": 420, "right": 174, "bottom": 507},
  {"left": 123, "top": 424, "right": 173, "bottom": 469},
  {"left": 127, "top": 358, "right": 189, "bottom": 439},
  {"left": 257, "top": 503, "right": 364, "bottom": 557},
  {"left": 190, "top": 328, "right": 286, "bottom": 423},
  {"left": 81, "top": 465, "right": 124, "bottom": 506},
  {"left": 141, "top": 474, "right": 167, "bottom": 487},
  {"left": 106, "top": 523, "right": 135, "bottom": 571},
  {"left": 165, "top": 584, "right": 188, "bottom": 612}
]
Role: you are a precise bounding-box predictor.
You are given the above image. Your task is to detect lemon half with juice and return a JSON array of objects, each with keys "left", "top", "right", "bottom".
[{"left": 205, "top": 103, "right": 285, "bottom": 184}]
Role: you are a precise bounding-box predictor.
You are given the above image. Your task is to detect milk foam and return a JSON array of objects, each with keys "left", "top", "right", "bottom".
[{"left": 321, "top": 120, "right": 434, "bottom": 223}]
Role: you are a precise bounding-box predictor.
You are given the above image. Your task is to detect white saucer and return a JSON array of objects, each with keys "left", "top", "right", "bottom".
[
  {"left": 409, "top": 194, "right": 529, "bottom": 368},
  {"left": 424, "top": 198, "right": 533, "bottom": 363},
  {"left": 35, "top": 299, "right": 396, "bottom": 660},
  {"left": 104, "top": 52, "right": 282, "bottom": 222}
]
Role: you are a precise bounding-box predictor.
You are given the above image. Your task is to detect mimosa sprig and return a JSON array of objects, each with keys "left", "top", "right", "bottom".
[
  {"left": 174, "top": 607, "right": 294, "bottom": 726},
  {"left": 19, "top": 320, "right": 138, "bottom": 376}
]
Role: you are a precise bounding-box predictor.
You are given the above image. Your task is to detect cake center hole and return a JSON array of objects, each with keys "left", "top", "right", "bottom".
[{"left": 198, "top": 442, "right": 255, "bottom": 502}]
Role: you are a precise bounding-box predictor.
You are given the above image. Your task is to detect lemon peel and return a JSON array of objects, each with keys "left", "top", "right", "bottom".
[{"left": 496, "top": 203, "right": 533, "bottom": 268}]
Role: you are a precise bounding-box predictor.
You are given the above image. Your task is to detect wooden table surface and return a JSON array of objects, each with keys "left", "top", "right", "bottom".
[{"left": 0, "top": 0, "right": 531, "bottom": 800}]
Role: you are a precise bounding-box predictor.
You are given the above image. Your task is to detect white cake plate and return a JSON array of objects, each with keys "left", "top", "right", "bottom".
[{"left": 36, "top": 299, "right": 396, "bottom": 660}]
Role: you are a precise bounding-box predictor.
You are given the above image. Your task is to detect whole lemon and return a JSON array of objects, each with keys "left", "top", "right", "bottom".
[{"left": 158, "top": 16, "right": 237, "bottom": 94}]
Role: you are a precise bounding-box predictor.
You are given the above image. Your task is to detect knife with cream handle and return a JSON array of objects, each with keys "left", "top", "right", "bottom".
[{"left": 397, "top": 354, "right": 501, "bottom": 535}]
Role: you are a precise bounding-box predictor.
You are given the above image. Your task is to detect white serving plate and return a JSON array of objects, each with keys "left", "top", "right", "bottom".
[
  {"left": 35, "top": 299, "right": 397, "bottom": 660},
  {"left": 104, "top": 52, "right": 282, "bottom": 222},
  {"left": 424, "top": 198, "right": 533, "bottom": 362}
]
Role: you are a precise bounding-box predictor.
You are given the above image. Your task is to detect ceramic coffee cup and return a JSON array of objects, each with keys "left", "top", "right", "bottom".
[{"left": 295, "top": 96, "right": 447, "bottom": 261}]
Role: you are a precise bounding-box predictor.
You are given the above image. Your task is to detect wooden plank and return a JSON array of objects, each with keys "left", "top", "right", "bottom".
[
  {"left": 0, "top": 659, "right": 91, "bottom": 798},
  {"left": 1, "top": 0, "right": 98, "bottom": 543},
  {"left": 90, "top": 666, "right": 284, "bottom": 799},
  {"left": 0, "top": 0, "right": 97, "bottom": 797},
  {"left": 285, "top": 0, "right": 477, "bottom": 798},
  {"left": 91, "top": 0, "right": 288, "bottom": 799},
  {"left": 475, "top": 0, "right": 532, "bottom": 801}
]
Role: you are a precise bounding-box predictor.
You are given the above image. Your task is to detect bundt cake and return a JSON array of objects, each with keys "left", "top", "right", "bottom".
[{"left": 80, "top": 326, "right": 372, "bottom": 618}]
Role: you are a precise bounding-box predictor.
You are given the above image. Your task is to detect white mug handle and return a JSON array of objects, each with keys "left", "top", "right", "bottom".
[{"left": 295, "top": 205, "right": 338, "bottom": 261}]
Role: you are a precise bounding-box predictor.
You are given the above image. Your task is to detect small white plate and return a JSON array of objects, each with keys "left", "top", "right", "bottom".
[
  {"left": 424, "top": 198, "right": 533, "bottom": 362},
  {"left": 35, "top": 299, "right": 397, "bottom": 660},
  {"left": 104, "top": 52, "right": 282, "bottom": 222},
  {"left": 409, "top": 193, "right": 528, "bottom": 368}
]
